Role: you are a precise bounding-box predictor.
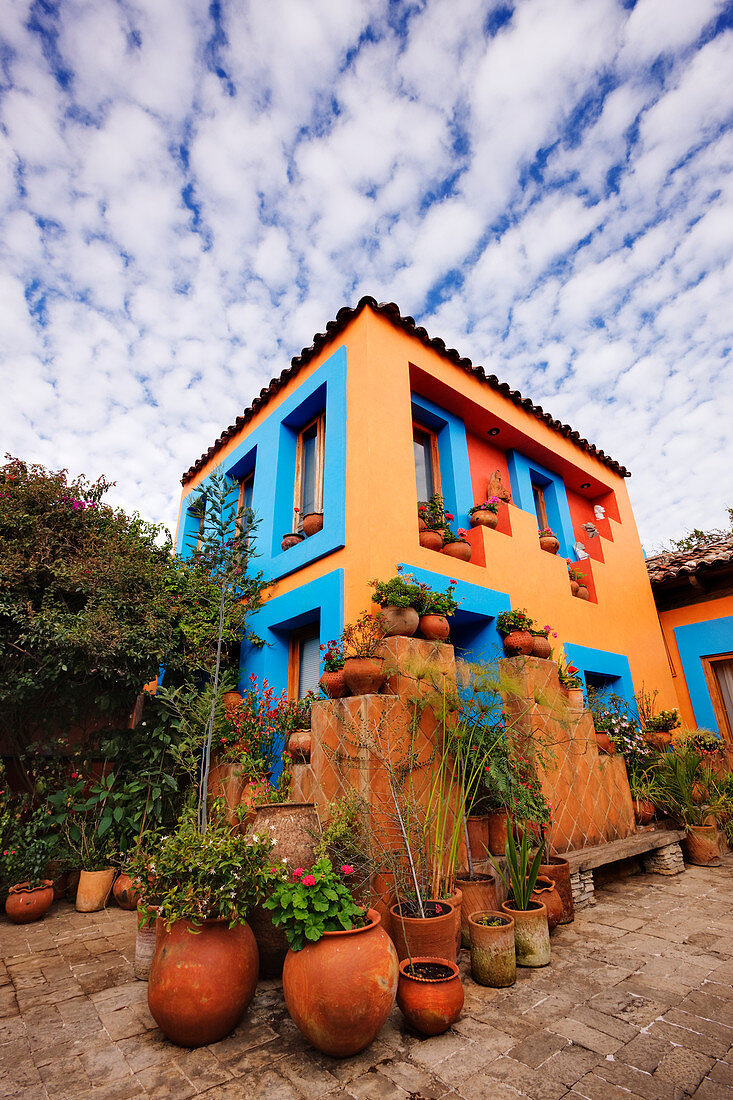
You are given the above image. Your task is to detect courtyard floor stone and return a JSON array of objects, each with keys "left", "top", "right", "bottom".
[{"left": 2, "top": 859, "right": 733, "bottom": 1099}]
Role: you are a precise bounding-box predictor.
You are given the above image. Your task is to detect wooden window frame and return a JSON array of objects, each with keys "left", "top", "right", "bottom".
[
  {"left": 293, "top": 413, "right": 325, "bottom": 531},
  {"left": 288, "top": 624, "right": 320, "bottom": 700},
  {"left": 412, "top": 421, "right": 441, "bottom": 500},
  {"left": 702, "top": 653, "right": 733, "bottom": 743},
  {"left": 532, "top": 482, "right": 549, "bottom": 531},
  {"left": 236, "top": 471, "right": 254, "bottom": 540}
]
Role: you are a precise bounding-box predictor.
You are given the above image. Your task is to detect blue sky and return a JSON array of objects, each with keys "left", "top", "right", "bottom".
[{"left": 2, "top": 0, "right": 732, "bottom": 549}]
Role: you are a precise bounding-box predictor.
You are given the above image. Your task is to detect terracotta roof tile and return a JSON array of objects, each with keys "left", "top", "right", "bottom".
[
  {"left": 646, "top": 533, "right": 733, "bottom": 586},
  {"left": 181, "top": 295, "right": 632, "bottom": 485}
]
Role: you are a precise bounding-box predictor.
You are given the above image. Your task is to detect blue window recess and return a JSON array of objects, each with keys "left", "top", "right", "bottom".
[
  {"left": 674, "top": 616, "right": 733, "bottom": 734},
  {"left": 176, "top": 346, "right": 347, "bottom": 581},
  {"left": 506, "top": 451, "right": 576, "bottom": 560},
  {"left": 410, "top": 393, "right": 474, "bottom": 531},
  {"left": 563, "top": 643, "right": 635, "bottom": 711}
]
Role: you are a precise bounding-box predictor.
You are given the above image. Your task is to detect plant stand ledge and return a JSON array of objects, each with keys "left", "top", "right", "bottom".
[{"left": 564, "top": 827, "right": 686, "bottom": 910}]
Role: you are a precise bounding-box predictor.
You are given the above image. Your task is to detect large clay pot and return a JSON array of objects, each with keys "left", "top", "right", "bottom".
[
  {"left": 287, "top": 729, "right": 311, "bottom": 762},
  {"left": 570, "top": 579, "right": 580, "bottom": 596},
  {"left": 134, "top": 905, "right": 158, "bottom": 981},
  {"left": 5, "top": 881, "right": 54, "bottom": 924},
  {"left": 632, "top": 799, "right": 655, "bottom": 826},
  {"left": 466, "top": 815, "right": 489, "bottom": 861},
  {"left": 148, "top": 918, "right": 258, "bottom": 1047},
  {"left": 442, "top": 541, "right": 471, "bottom": 563},
  {"left": 397, "top": 957, "right": 464, "bottom": 1036},
  {"left": 502, "top": 630, "right": 533, "bottom": 657},
  {"left": 418, "top": 614, "right": 450, "bottom": 641},
  {"left": 683, "top": 825, "right": 722, "bottom": 867},
  {"left": 381, "top": 606, "right": 419, "bottom": 638},
  {"left": 389, "top": 900, "right": 455, "bottom": 963},
  {"left": 418, "top": 515, "right": 428, "bottom": 532},
  {"left": 576, "top": 585, "right": 590, "bottom": 601},
  {"left": 539, "top": 535, "right": 559, "bottom": 554},
  {"left": 470, "top": 510, "right": 498, "bottom": 529},
  {"left": 281, "top": 533, "right": 305, "bottom": 551},
  {"left": 539, "top": 857, "right": 574, "bottom": 924},
  {"left": 419, "top": 530, "right": 443, "bottom": 551},
  {"left": 487, "top": 810, "right": 511, "bottom": 856},
  {"left": 468, "top": 911, "right": 515, "bottom": 987},
  {"left": 302, "top": 512, "right": 323, "bottom": 537},
  {"left": 319, "top": 669, "right": 348, "bottom": 699},
  {"left": 455, "top": 873, "right": 499, "bottom": 948},
  {"left": 248, "top": 803, "right": 320, "bottom": 977},
  {"left": 501, "top": 900, "right": 550, "bottom": 967},
  {"left": 207, "top": 761, "right": 247, "bottom": 826},
  {"left": 282, "top": 908, "right": 398, "bottom": 1057},
  {"left": 75, "top": 869, "right": 115, "bottom": 912},
  {"left": 113, "top": 873, "right": 140, "bottom": 911},
  {"left": 531, "top": 635, "right": 552, "bottom": 659},
  {"left": 342, "top": 656, "right": 386, "bottom": 695},
  {"left": 446, "top": 888, "right": 463, "bottom": 961},
  {"left": 530, "top": 876, "right": 563, "bottom": 931}
]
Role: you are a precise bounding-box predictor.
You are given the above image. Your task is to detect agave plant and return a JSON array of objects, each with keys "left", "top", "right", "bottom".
[{"left": 491, "top": 823, "right": 544, "bottom": 910}]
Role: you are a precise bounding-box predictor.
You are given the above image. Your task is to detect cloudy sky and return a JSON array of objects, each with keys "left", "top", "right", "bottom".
[{"left": 2, "top": 0, "right": 732, "bottom": 551}]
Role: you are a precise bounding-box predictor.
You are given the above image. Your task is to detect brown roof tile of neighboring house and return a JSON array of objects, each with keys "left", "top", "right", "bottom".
[
  {"left": 181, "top": 295, "right": 632, "bottom": 485},
  {"left": 646, "top": 533, "right": 733, "bottom": 587}
]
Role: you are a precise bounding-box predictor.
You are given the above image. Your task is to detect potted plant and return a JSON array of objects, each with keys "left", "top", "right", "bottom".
[
  {"left": 281, "top": 531, "right": 305, "bottom": 551},
  {"left": 493, "top": 825, "right": 550, "bottom": 967},
  {"left": 296, "top": 506, "right": 323, "bottom": 537},
  {"left": 468, "top": 496, "right": 501, "bottom": 530},
  {"left": 442, "top": 525, "right": 472, "bottom": 563},
  {"left": 628, "top": 772, "right": 658, "bottom": 826},
  {"left": 643, "top": 708, "right": 681, "bottom": 750},
  {"left": 467, "top": 911, "right": 515, "bottom": 988},
  {"left": 369, "top": 570, "right": 422, "bottom": 637},
  {"left": 556, "top": 648, "right": 584, "bottom": 706},
  {"left": 319, "top": 639, "right": 347, "bottom": 698},
  {"left": 529, "top": 623, "right": 555, "bottom": 660},
  {"left": 3, "top": 818, "right": 54, "bottom": 925},
  {"left": 417, "top": 494, "right": 449, "bottom": 551},
  {"left": 567, "top": 562, "right": 583, "bottom": 596},
  {"left": 496, "top": 609, "right": 534, "bottom": 656},
  {"left": 654, "top": 747, "right": 730, "bottom": 866},
  {"left": 414, "top": 579, "right": 459, "bottom": 642},
  {"left": 538, "top": 527, "right": 559, "bottom": 554},
  {"left": 265, "top": 858, "right": 398, "bottom": 1057},
  {"left": 341, "top": 612, "right": 388, "bottom": 695}
]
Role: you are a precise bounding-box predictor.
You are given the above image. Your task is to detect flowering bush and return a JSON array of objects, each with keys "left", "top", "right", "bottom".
[
  {"left": 320, "top": 639, "right": 345, "bottom": 672},
  {"left": 468, "top": 497, "right": 501, "bottom": 516},
  {"left": 496, "top": 609, "right": 534, "bottom": 635},
  {"left": 369, "top": 573, "right": 424, "bottom": 609},
  {"left": 262, "top": 857, "right": 366, "bottom": 951},
  {"left": 342, "top": 612, "right": 388, "bottom": 658},
  {"left": 416, "top": 579, "right": 459, "bottom": 617},
  {"left": 644, "top": 709, "right": 680, "bottom": 733},
  {"left": 539, "top": 528, "right": 556, "bottom": 538},
  {"left": 530, "top": 623, "right": 557, "bottom": 639},
  {"left": 216, "top": 677, "right": 309, "bottom": 775},
  {"left": 417, "top": 493, "right": 450, "bottom": 532},
  {"left": 442, "top": 525, "right": 469, "bottom": 544}
]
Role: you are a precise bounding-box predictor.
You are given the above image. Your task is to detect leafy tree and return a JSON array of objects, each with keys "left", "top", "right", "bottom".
[{"left": 664, "top": 507, "right": 732, "bottom": 553}]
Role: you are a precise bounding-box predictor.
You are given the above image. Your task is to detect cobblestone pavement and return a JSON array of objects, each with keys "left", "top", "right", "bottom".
[{"left": 2, "top": 860, "right": 733, "bottom": 1100}]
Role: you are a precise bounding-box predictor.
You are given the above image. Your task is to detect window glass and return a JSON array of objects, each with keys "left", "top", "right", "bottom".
[
  {"left": 532, "top": 483, "right": 548, "bottom": 530},
  {"left": 413, "top": 428, "right": 434, "bottom": 501},
  {"left": 301, "top": 423, "right": 318, "bottom": 515},
  {"left": 713, "top": 660, "right": 733, "bottom": 730},
  {"left": 297, "top": 628, "right": 321, "bottom": 699}
]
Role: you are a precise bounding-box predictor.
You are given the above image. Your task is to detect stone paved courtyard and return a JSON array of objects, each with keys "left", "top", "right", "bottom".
[{"left": 2, "top": 860, "right": 733, "bottom": 1100}]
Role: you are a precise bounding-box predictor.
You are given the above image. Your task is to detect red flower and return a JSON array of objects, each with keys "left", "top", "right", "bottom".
[
  {"left": 445, "top": 513, "right": 454, "bottom": 520},
  {"left": 567, "top": 665, "right": 578, "bottom": 675},
  {"left": 292, "top": 868, "right": 304, "bottom": 879},
  {"left": 301, "top": 874, "right": 316, "bottom": 886},
  {"left": 340, "top": 864, "right": 354, "bottom": 875}
]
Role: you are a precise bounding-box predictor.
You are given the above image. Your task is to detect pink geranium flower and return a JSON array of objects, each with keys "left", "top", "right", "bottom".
[
  {"left": 292, "top": 868, "right": 304, "bottom": 879},
  {"left": 301, "top": 874, "right": 316, "bottom": 886},
  {"left": 340, "top": 864, "right": 354, "bottom": 874}
]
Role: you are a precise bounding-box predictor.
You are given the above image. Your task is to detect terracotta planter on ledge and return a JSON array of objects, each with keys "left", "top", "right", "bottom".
[
  {"left": 342, "top": 656, "right": 386, "bottom": 696},
  {"left": 569, "top": 579, "right": 580, "bottom": 596},
  {"left": 301, "top": 512, "right": 323, "bottom": 537},
  {"left": 381, "top": 605, "right": 419, "bottom": 637},
  {"left": 531, "top": 634, "right": 552, "bottom": 659},
  {"left": 5, "top": 881, "right": 54, "bottom": 924},
  {"left": 397, "top": 957, "right": 464, "bottom": 1036},
  {"left": 419, "top": 614, "right": 450, "bottom": 642},
  {"left": 419, "top": 530, "right": 443, "bottom": 551},
  {"left": 539, "top": 535, "right": 560, "bottom": 554},
  {"left": 281, "top": 532, "right": 305, "bottom": 551},
  {"left": 576, "top": 585, "right": 590, "bottom": 600},
  {"left": 470, "top": 510, "right": 498, "bottom": 530},
  {"left": 287, "top": 729, "right": 311, "bottom": 762},
  {"left": 319, "top": 669, "right": 348, "bottom": 699},
  {"left": 442, "top": 541, "right": 471, "bottom": 563},
  {"left": 502, "top": 630, "right": 533, "bottom": 657}
]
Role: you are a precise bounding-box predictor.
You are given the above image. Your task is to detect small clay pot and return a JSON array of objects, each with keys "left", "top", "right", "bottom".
[
  {"left": 569, "top": 579, "right": 580, "bottom": 596},
  {"left": 501, "top": 900, "right": 550, "bottom": 967},
  {"left": 470, "top": 510, "right": 498, "bottom": 529},
  {"left": 381, "top": 605, "right": 419, "bottom": 638},
  {"left": 442, "top": 541, "right": 472, "bottom": 562},
  {"left": 468, "top": 912, "right": 515, "bottom": 988},
  {"left": 632, "top": 799, "right": 655, "bottom": 826},
  {"left": 466, "top": 815, "right": 489, "bottom": 862},
  {"left": 455, "top": 873, "right": 499, "bottom": 948},
  {"left": 595, "top": 732, "right": 615, "bottom": 755},
  {"left": 397, "top": 957, "right": 464, "bottom": 1036},
  {"left": 281, "top": 532, "right": 305, "bottom": 551},
  {"left": 5, "top": 881, "right": 54, "bottom": 925},
  {"left": 576, "top": 585, "right": 590, "bottom": 600},
  {"left": 539, "top": 857, "right": 574, "bottom": 924},
  {"left": 287, "top": 729, "right": 311, "bottom": 762},
  {"left": 487, "top": 810, "right": 511, "bottom": 856},
  {"left": 301, "top": 512, "right": 323, "bottom": 537},
  {"left": 76, "top": 869, "right": 115, "bottom": 913},
  {"left": 568, "top": 687, "right": 585, "bottom": 708},
  {"left": 319, "top": 669, "right": 348, "bottom": 698},
  {"left": 113, "top": 873, "right": 141, "bottom": 911},
  {"left": 342, "top": 656, "right": 386, "bottom": 695},
  {"left": 419, "top": 614, "right": 450, "bottom": 641},
  {"left": 419, "top": 530, "right": 443, "bottom": 551},
  {"left": 531, "top": 635, "right": 552, "bottom": 659},
  {"left": 389, "top": 900, "right": 455, "bottom": 964},
  {"left": 539, "top": 535, "right": 559, "bottom": 554},
  {"left": 502, "top": 630, "right": 534, "bottom": 657},
  {"left": 683, "top": 825, "right": 722, "bottom": 867},
  {"left": 530, "top": 876, "right": 563, "bottom": 931}
]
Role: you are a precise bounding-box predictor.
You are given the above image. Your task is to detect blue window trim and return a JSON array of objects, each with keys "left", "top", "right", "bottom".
[
  {"left": 674, "top": 615, "right": 733, "bottom": 733},
  {"left": 176, "top": 347, "right": 347, "bottom": 582},
  {"left": 399, "top": 562, "right": 510, "bottom": 662},
  {"left": 410, "top": 393, "right": 473, "bottom": 530},
  {"left": 563, "top": 643, "right": 635, "bottom": 710},
  {"left": 506, "top": 450, "right": 576, "bottom": 560}
]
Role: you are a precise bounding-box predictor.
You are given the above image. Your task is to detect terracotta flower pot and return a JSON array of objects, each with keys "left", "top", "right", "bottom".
[
  {"left": 500, "top": 900, "right": 550, "bottom": 967},
  {"left": 207, "top": 761, "right": 248, "bottom": 826},
  {"left": 319, "top": 669, "right": 348, "bottom": 698},
  {"left": 502, "top": 630, "right": 534, "bottom": 656},
  {"left": 287, "top": 729, "right": 311, "bottom": 762},
  {"left": 75, "top": 869, "right": 115, "bottom": 913},
  {"left": 283, "top": 908, "right": 398, "bottom": 1057},
  {"left": 569, "top": 579, "right": 580, "bottom": 596},
  {"left": 113, "top": 873, "right": 141, "bottom": 911},
  {"left": 148, "top": 918, "right": 258, "bottom": 1047},
  {"left": 418, "top": 516, "right": 428, "bottom": 532},
  {"left": 442, "top": 541, "right": 472, "bottom": 562},
  {"left": 595, "top": 732, "right": 615, "bottom": 755},
  {"left": 445, "top": 888, "right": 463, "bottom": 962},
  {"left": 539, "top": 535, "right": 559, "bottom": 553},
  {"left": 455, "top": 873, "right": 499, "bottom": 948},
  {"left": 468, "top": 911, "right": 516, "bottom": 987},
  {"left": 539, "top": 857, "right": 574, "bottom": 924},
  {"left": 487, "top": 810, "right": 511, "bottom": 856},
  {"left": 419, "top": 530, "right": 443, "bottom": 551},
  {"left": 568, "top": 687, "right": 585, "bottom": 708},
  {"left": 397, "top": 957, "right": 464, "bottom": 1036},
  {"left": 632, "top": 799, "right": 655, "bottom": 826},
  {"left": 531, "top": 635, "right": 552, "bottom": 659},
  {"left": 381, "top": 605, "right": 419, "bottom": 638},
  {"left": 466, "top": 815, "right": 489, "bottom": 862},
  {"left": 281, "top": 533, "right": 305, "bottom": 551},
  {"left": 342, "top": 656, "right": 386, "bottom": 695},
  {"left": 5, "top": 881, "right": 54, "bottom": 925},
  {"left": 530, "top": 876, "right": 563, "bottom": 931},
  {"left": 682, "top": 825, "right": 722, "bottom": 867},
  {"left": 576, "top": 585, "right": 590, "bottom": 600},
  {"left": 134, "top": 905, "right": 158, "bottom": 981},
  {"left": 389, "top": 900, "right": 455, "bottom": 964},
  {"left": 222, "top": 691, "right": 243, "bottom": 716},
  {"left": 470, "top": 510, "right": 498, "bottom": 529},
  {"left": 301, "top": 512, "right": 323, "bottom": 537},
  {"left": 419, "top": 614, "right": 450, "bottom": 641}
]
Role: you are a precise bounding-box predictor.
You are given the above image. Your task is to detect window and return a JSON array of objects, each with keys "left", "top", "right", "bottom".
[
  {"left": 289, "top": 625, "right": 321, "bottom": 700},
  {"left": 532, "top": 481, "right": 549, "bottom": 530},
  {"left": 294, "top": 414, "right": 325, "bottom": 529},
  {"left": 413, "top": 422, "right": 441, "bottom": 502},
  {"left": 236, "top": 472, "right": 254, "bottom": 540},
  {"left": 703, "top": 655, "right": 733, "bottom": 741}
]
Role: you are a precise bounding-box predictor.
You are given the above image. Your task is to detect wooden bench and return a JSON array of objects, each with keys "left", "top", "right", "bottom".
[{"left": 564, "top": 827, "right": 687, "bottom": 908}]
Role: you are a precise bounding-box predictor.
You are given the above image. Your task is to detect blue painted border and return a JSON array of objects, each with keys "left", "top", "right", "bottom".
[
  {"left": 674, "top": 615, "right": 733, "bottom": 732},
  {"left": 176, "top": 347, "right": 347, "bottom": 582},
  {"left": 411, "top": 393, "right": 474, "bottom": 531},
  {"left": 506, "top": 450, "right": 576, "bottom": 560},
  {"left": 563, "top": 642, "right": 635, "bottom": 707}
]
